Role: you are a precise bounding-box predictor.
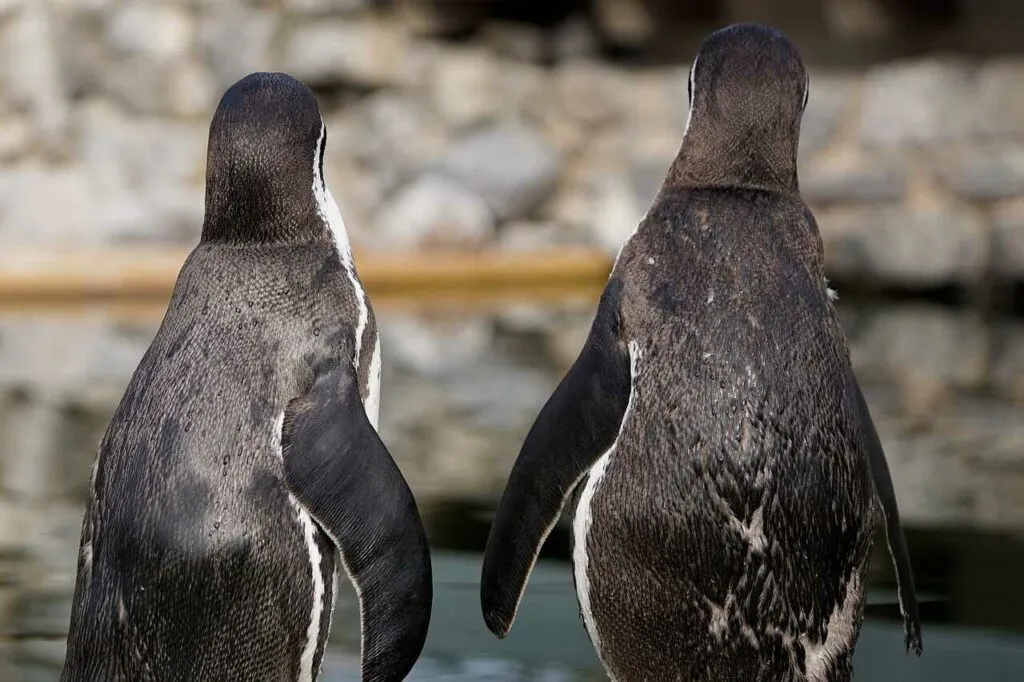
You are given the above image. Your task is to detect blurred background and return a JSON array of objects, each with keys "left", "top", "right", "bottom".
[{"left": 1, "top": 0, "right": 1024, "bottom": 680}]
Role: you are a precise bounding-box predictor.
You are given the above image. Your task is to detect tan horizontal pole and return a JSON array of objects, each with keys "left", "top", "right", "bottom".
[{"left": 0, "top": 247, "right": 612, "bottom": 305}]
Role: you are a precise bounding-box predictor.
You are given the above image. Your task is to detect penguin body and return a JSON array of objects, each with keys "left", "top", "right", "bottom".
[
  {"left": 61, "top": 73, "right": 431, "bottom": 682},
  {"left": 481, "top": 25, "right": 921, "bottom": 682}
]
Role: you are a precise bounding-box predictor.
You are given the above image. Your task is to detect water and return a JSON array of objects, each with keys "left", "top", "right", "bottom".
[{"left": 1, "top": 296, "right": 1023, "bottom": 680}]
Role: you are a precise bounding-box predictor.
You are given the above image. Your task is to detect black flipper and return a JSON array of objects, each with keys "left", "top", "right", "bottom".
[
  {"left": 480, "top": 278, "right": 633, "bottom": 638},
  {"left": 283, "top": 363, "right": 432, "bottom": 682},
  {"left": 850, "top": 375, "right": 923, "bottom": 656}
]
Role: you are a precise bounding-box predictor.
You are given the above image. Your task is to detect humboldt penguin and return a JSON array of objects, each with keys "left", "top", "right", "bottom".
[
  {"left": 481, "top": 24, "right": 922, "bottom": 681},
  {"left": 61, "top": 72, "right": 431, "bottom": 682}
]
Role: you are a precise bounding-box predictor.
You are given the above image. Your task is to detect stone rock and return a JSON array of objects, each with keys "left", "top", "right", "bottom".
[
  {"left": 990, "top": 321, "right": 1024, "bottom": 402},
  {"left": 282, "top": 17, "right": 414, "bottom": 88},
  {"left": 333, "top": 92, "right": 449, "bottom": 204},
  {"left": 108, "top": 2, "right": 194, "bottom": 62},
  {"left": 848, "top": 305, "right": 989, "bottom": 393},
  {"left": 819, "top": 204, "right": 989, "bottom": 287},
  {"left": 822, "top": 0, "right": 894, "bottom": 39},
  {"left": 440, "top": 356, "right": 557, "bottom": 431},
  {"left": 626, "top": 69, "right": 688, "bottom": 135},
  {"left": 45, "top": 0, "right": 114, "bottom": 12},
  {"left": 497, "top": 220, "right": 590, "bottom": 251},
  {"left": 631, "top": 159, "right": 668, "bottom": 208},
  {"left": 198, "top": 7, "right": 279, "bottom": 92},
  {"left": 0, "top": 0, "right": 23, "bottom": 19},
  {"left": 0, "top": 167, "right": 96, "bottom": 247},
  {"left": 991, "top": 199, "right": 1024, "bottom": 279},
  {"left": 554, "top": 16, "right": 600, "bottom": 62},
  {"left": 100, "top": 59, "right": 179, "bottom": 115},
  {"left": 859, "top": 60, "right": 973, "bottom": 146},
  {"left": 0, "top": 314, "right": 154, "bottom": 392},
  {"left": 0, "top": 116, "right": 32, "bottom": 162},
  {"left": 800, "top": 151, "right": 907, "bottom": 203},
  {"left": 372, "top": 174, "right": 495, "bottom": 251},
  {"left": 593, "top": 0, "right": 655, "bottom": 47},
  {"left": 494, "top": 59, "right": 550, "bottom": 123},
  {"left": 936, "top": 147, "right": 1024, "bottom": 201},
  {"left": 439, "top": 122, "right": 561, "bottom": 221},
  {"left": 554, "top": 61, "right": 625, "bottom": 128},
  {"left": 971, "top": 60, "right": 1024, "bottom": 139},
  {"left": 800, "top": 71, "right": 856, "bottom": 159},
  {"left": 549, "top": 167, "right": 642, "bottom": 256},
  {"left": 76, "top": 100, "right": 206, "bottom": 193},
  {"left": 546, "top": 315, "right": 595, "bottom": 369},
  {"left": 167, "top": 58, "right": 217, "bottom": 118},
  {"left": 0, "top": 4, "right": 70, "bottom": 155},
  {"left": 376, "top": 313, "right": 493, "bottom": 379},
  {"left": 428, "top": 47, "right": 500, "bottom": 130},
  {"left": 479, "top": 21, "right": 549, "bottom": 64},
  {"left": 51, "top": 5, "right": 109, "bottom": 100},
  {"left": 282, "top": 0, "right": 371, "bottom": 14},
  {"left": 862, "top": 384, "right": 977, "bottom": 528}
]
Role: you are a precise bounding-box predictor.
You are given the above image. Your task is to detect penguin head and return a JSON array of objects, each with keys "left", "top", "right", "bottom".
[
  {"left": 201, "top": 72, "right": 344, "bottom": 246},
  {"left": 669, "top": 24, "right": 809, "bottom": 194}
]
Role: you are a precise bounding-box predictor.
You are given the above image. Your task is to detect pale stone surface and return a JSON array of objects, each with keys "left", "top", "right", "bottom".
[
  {"left": 820, "top": 204, "right": 989, "bottom": 287},
  {"left": 937, "top": 147, "right": 1024, "bottom": 201},
  {"left": 800, "top": 71, "right": 857, "bottom": 159},
  {"left": 801, "top": 151, "right": 908, "bottom": 203},
  {"left": 198, "top": 7, "right": 279, "bottom": 91},
  {"left": 373, "top": 173, "right": 495, "bottom": 252},
  {"left": 107, "top": 2, "right": 195, "bottom": 61},
  {"left": 282, "top": 17, "right": 414, "bottom": 88},
  {"left": 282, "top": 0, "right": 370, "bottom": 14},
  {"left": 428, "top": 47, "right": 501, "bottom": 130},
  {"left": 440, "top": 122, "right": 561, "bottom": 221},
  {"left": 972, "top": 60, "right": 1024, "bottom": 139},
  {"left": 859, "top": 60, "right": 974, "bottom": 146},
  {"left": 991, "top": 199, "right": 1024, "bottom": 279},
  {"left": 0, "top": 4, "right": 1021, "bottom": 290},
  {"left": 1, "top": 4, "right": 69, "bottom": 155}
]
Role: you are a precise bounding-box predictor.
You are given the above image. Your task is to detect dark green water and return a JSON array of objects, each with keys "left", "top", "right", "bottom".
[{"left": 2, "top": 298, "right": 1023, "bottom": 680}]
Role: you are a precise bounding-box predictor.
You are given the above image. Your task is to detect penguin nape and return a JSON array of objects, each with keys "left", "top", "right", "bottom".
[
  {"left": 60, "top": 72, "right": 431, "bottom": 682},
  {"left": 481, "top": 24, "right": 922, "bottom": 682}
]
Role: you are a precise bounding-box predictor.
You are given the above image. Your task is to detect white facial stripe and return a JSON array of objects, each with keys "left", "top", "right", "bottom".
[
  {"left": 313, "top": 122, "right": 353, "bottom": 266},
  {"left": 312, "top": 118, "right": 370, "bottom": 378},
  {"left": 683, "top": 53, "right": 699, "bottom": 137},
  {"left": 572, "top": 340, "right": 642, "bottom": 675}
]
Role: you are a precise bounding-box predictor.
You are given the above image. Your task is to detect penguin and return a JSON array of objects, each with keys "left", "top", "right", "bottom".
[
  {"left": 481, "top": 24, "right": 922, "bottom": 682},
  {"left": 60, "top": 72, "right": 431, "bottom": 682}
]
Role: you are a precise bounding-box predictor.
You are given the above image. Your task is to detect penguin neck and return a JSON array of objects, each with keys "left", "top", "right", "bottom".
[
  {"left": 662, "top": 122, "right": 800, "bottom": 196},
  {"left": 200, "top": 157, "right": 325, "bottom": 245}
]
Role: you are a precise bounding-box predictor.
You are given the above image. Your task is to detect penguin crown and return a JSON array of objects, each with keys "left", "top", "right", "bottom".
[
  {"left": 672, "top": 24, "right": 809, "bottom": 193},
  {"left": 201, "top": 72, "right": 331, "bottom": 244}
]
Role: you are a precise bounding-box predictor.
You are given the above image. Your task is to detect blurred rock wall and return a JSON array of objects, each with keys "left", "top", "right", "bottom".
[{"left": 1, "top": 0, "right": 1023, "bottom": 289}]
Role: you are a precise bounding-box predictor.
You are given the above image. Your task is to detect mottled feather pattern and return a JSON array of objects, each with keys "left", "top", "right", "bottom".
[
  {"left": 61, "top": 245, "right": 362, "bottom": 681},
  {"left": 578, "top": 189, "right": 876, "bottom": 681}
]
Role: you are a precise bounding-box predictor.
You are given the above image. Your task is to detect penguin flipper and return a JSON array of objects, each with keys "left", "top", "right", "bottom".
[
  {"left": 283, "top": 363, "right": 432, "bottom": 682},
  {"left": 481, "top": 278, "right": 632, "bottom": 639},
  {"left": 849, "top": 375, "right": 923, "bottom": 657}
]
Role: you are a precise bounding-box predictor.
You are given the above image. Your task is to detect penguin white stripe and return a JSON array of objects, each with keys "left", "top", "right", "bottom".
[
  {"left": 273, "top": 413, "right": 325, "bottom": 682},
  {"left": 572, "top": 340, "right": 642, "bottom": 680},
  {"left": 309, "top": 119, "right": 372, "bottom": 673},
  {"left": 293, "top": 502, "right": 325, "bottom": 682},
  {"left": 683, "top": 54, "right": 700, "bottom": 138},
  {"left": 312, "top": 120, "right": 368, "bottom": 373},
  {"left": 365, "top": 335, "right": 382, "bottom": 431}
]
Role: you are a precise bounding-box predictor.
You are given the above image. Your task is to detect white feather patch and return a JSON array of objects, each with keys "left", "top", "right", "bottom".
[{"left": 572, "top": 340, "right": 642, "bottom": 674}]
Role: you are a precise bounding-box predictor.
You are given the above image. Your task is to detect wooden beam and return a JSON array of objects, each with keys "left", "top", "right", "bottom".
[{"left": 0, "top": 247, "right": 612, "bottom": 308}]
